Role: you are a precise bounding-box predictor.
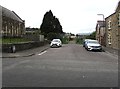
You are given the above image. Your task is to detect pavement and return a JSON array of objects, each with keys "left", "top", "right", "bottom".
[
  {"left": 102, "top": 46, "right": 118, "bottom": 58},
  {"left": 1, "top": 44, "right": 50, "bottom": 58}
]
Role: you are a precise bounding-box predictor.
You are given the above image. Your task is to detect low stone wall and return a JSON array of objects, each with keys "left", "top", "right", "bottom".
[{"left": 2, "top": 41, "right": 49, "bottom": 53}]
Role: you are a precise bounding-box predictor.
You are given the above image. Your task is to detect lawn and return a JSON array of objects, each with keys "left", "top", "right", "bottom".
[{"left": 1, "top": 37, "right": 30, "bottom": 44}]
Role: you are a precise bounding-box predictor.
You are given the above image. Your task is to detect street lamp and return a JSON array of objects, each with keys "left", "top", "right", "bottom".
[{"left": 97, "top": 14, "right": 105, "bottom": 21}]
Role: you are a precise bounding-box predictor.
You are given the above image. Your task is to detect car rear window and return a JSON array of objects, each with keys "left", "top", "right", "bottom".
[{"left": 52, "top": 39, "right": 60, "bottom": 42}]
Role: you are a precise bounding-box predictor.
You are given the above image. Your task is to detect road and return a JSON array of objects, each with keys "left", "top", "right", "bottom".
[{"left": 2, "top": 44, "right": 118, "bottom": 87}]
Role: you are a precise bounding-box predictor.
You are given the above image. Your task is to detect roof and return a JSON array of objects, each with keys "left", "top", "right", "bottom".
[
  {"left": 105, "top": 12, "right": 116, "bottom": 20},
  {"left": 97, "top": 20, "right": 105, "bottom": 27},
  {"left": 105, "top": 1, "right": 119, "bottom": 20},
  {"left": 116, "top": 1, "right": 120, "bottom": 12},
  {"left": 0, "top": 5, "right": 24, "bottom": 22},
  {"left": 26, "top": 28, "right": 39, "bottom": 31}
]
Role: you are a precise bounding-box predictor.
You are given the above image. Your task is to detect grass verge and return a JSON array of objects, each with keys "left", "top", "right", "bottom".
[{"left": 1, "top": 37, "right": 30, "bottom": 44}]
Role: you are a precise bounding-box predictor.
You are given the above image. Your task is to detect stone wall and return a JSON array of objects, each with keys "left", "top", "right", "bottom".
[
  {"left": 2, "top": 41, "right": 49, "bottom": 53},
  {"left": 2, "top": 16, "right": 25, "bottom": 37},
  {"left": 105, "top": 12, "right": 119, "bottom": 50},
  {"left": 23, "top": 34, "right": 44, "bottom": 42},
  {"left": 116, "top": 3, "right": 120, "bottom": 50},
  {"left": 0, "top": 6, "right": 2, "bottom": 37}
]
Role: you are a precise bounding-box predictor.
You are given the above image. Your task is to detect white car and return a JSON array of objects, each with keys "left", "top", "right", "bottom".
[
  {"left": 85, "top": 40, "right": 102, "bottom": 51},
  {"left": 50, "top": 39, "right": 62, "bottom": 48}
]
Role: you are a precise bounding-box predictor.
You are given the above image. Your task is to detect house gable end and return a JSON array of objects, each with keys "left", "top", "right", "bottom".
[{"left": 1, "top": 5, "right": 24, "bottom": 23}]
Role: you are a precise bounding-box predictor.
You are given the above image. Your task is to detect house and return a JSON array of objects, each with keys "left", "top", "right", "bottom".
[
  {"left": 96, "top": 20, "right": 106, "bottom": 46},
  {"left": 0, "top": 5, "right": 25, "bottom": 37},
  {"left": 116, "top": 1, "right": 120, "bottom": 50},
  {"left": 105, "top": 1, "right": 120, "bottom": 50},
  {"left": 25, "top": 27, "right": 40, "bottom": 34},
  {"left": 0, "top": 6, "right": 2, "bottom": 36}
]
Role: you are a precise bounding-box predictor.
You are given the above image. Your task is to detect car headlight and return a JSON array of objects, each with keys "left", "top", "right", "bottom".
[
  {"left": 87, "top": 45, "right": 91, "bottom": 48},
  {"left": 57, "top": 43, "right": 60, "bottom": 46}
]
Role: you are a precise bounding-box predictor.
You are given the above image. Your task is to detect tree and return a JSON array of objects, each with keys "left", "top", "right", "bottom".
[
  {"left": 47, "top": 32, "right": 62, "bottom": 41},
  {"left": 86, "top": 31, "right": 96, "bottom": 39},
  {"left": 52, "top": 17, "right": 63, "bottom": 33},
  {"left": 40, "top": 10, "right": 63, "bottom": 38}
]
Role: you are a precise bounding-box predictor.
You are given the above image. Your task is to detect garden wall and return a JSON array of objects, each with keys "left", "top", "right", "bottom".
[{"left": 2, "top": 41, "right": 49, "bottom": 53}]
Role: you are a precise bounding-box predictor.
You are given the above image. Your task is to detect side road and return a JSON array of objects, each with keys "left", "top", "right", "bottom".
[{"left": 2, "top": 44, "right": 50, "bottom": 58}]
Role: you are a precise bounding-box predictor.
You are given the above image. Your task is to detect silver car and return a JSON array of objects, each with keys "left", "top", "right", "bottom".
[
  {"left": 83, "top": 39, "right": 91, "bottom": 47},
  {"left": 85, "top": 40, "right": 102, "bottom": 51}
]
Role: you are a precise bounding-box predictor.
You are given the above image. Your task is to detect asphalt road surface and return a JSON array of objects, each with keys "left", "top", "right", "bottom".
[{"left": 2, "top": 44, "right": 118, "bottom": 87}]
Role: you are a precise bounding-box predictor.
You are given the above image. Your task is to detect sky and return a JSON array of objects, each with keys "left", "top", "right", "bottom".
[{"left": 0, "top": 0, "right": 119, "bottom": 34}]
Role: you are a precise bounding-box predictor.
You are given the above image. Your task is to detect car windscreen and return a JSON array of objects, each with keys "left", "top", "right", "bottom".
[{"left": 88, "top": 41, "right": 99, "bottom": 44}]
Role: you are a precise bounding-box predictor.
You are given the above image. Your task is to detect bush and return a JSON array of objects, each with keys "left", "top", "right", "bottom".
[
  {"left": 47, "top": 33, "right": 62, "bottom": 41},
  {"left": 61, "top": 37, "right": 69, "bottom": 44},
  {"left": 76, "top": 38, "right": 83, "bottom": 44}
]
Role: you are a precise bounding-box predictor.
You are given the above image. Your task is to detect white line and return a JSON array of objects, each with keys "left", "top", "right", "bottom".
[{"left": 38, "top": 51, "right": 47, "bottom": 56}]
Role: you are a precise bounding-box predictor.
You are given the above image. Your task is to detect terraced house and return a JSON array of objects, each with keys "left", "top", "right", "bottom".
[
  {"left": 105, "top": 1, "right": 120, "bottom": 50},
  {"left": 116, "top": 1, "right": 120, "bottom": 50},
  {"left": 0, "top": 5, "right": 25, "bottom": 37},
  {"left": 96, "top": 20, "right": 106, "bottom": 46}
]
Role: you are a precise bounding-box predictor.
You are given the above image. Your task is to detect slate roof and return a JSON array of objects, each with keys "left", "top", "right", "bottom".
[
  {"left": 116, "top": 1, "right": 120, "bottom": 12},
  {"left": 0, "top": 5, "right": 24, "bottom": 22}
]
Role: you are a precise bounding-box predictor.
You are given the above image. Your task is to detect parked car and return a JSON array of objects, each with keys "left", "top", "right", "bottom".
[
  {"left": 50, "top": 39, "right": 62, "bottom": 48},
  {"left": 85, "top": 40, "right": 102, "bottom": 51},
  {"left": 83, "top": 39, "right": 91, "bottom": 47}
]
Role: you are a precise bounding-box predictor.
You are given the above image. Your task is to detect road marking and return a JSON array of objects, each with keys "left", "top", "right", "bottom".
[{"left": 38, "top": 51, "right": 47, "bottom": 56}]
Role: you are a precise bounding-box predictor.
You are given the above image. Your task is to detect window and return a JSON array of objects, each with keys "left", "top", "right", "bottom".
[
  {"left": 116, "top": 29, "right": 119, "bottom": 36},
  {"left": 108, "top": 20, "right": 111, "bottom": 30},
  {"left": 108, "top": 31, "right": 112, "bottom": 45},
  {"left": 109, "top": 36, "right": 112, "bottom": 45},
  {"left": 118, "top": 12, "right": 120, "bottom": 26}
]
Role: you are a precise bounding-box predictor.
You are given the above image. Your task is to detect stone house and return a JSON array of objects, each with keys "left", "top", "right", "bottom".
[
  {"left": 0, "top": 5, "right": 25, "bottom": 37},
  {"left": 96, "top": 20, "right": 106, "bottom": 46},
  {"left": 116, "top": 1, "right": 120, "bottom": 50},
  {"left": 105, "top": 1, "right": 120, "bottom": 50},
  {"left": 25, "top": 27, "right": 40, "bottom": 34},
  {"left": 0, "top": 6, "right": 2, "bottom": 37}
]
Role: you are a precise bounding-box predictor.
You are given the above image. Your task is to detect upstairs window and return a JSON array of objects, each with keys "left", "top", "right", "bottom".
[
  {"left": 108, "top": 31, "right": 112, "bottom": 45},
  {"left": 118, "top": 12, "right": 120, "bottom": 26},
  {"left": 108, "top": 20, "right": 111, "bottom": 30}
]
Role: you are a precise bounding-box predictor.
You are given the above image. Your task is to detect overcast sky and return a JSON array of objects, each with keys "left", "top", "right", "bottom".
[{"left": 1, "top": 0, "right": 119, "bottom": 34}]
